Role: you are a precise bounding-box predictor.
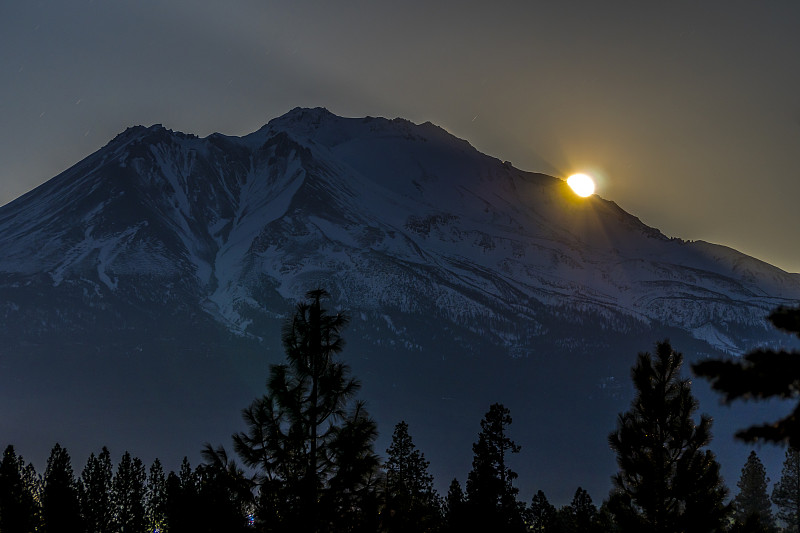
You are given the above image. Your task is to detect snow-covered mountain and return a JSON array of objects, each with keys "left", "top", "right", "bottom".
[
  {"left": 0, "top": 107, "right": 797, "bottom": 355},
  {"left": 2, "top": 107, "right": 798, "bottom": 503}
]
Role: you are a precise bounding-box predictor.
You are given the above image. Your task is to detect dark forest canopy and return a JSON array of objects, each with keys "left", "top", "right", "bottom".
[{"left": 4, "top": 296, "right": 800, "bottom": 532}]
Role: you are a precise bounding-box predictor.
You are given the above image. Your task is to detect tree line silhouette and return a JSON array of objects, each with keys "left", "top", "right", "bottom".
[{"left": 2, "top": 291, "right": 800, "bottom": 532}]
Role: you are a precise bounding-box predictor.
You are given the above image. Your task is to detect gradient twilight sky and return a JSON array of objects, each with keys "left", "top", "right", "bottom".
[{"left": 3, "top": 2, "right": 800, "bottom": 271}]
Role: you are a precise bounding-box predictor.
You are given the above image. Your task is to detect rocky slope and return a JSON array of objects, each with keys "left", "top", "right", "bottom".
[{"left": 1, "top": 107, "right": 797, "bottom": 356}]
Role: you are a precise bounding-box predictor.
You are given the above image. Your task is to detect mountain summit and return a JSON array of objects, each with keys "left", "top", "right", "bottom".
[
  {"left": 1, "top": 108, "right": 797, "bottom": 502},
  {"left": 0, "top": 107, "right": 796, "bottom": 355}
]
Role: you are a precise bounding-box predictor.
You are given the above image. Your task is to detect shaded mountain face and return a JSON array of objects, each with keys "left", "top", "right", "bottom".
[
  {"left": 1, "top": 106, "right": 797, "bottom": 355},
  {"left": 1, "top": 107, "right": 797, "bottom": 503}
]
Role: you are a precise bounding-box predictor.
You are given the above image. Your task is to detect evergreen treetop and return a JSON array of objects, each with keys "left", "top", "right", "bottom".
[
  {"left": 233, "top": 288, "right": 378, "bottom": 532},
  {"left": 42, "top": 443, "right": 83, "bottom": 533},
  {"left": 79, "top": 447, "right": 113, "bottom": 533},
  {"left": 382, "top": 420, "right": 441, "bottom": 532},
  {"left": 0, "top": 445, "right": 41, "bottom": 533},
  {"left": 443, "top": 478, "right": 467, "bottom": 533},
  {"left": 608, "top": 341, "right": 728, "bottom": 532},
  {"left": 145, "top": 458, "right": 168, "bottom": 533},
  {"left": 527, "top": 490, "right": 556, "bottom": 532},
  {"left": 732, "top": 450, "right": 775, "bottom": 531},
  {"left": 112, "top": 451, "right": 147, "bottom": 533},
  {"left": 466, "top": 403, "right": 524, "bottom": 532},
  {"left": 385, "top": 421, "right": 436, "bottom": 500},
  {"left": 772, "top": 447, "right": 800, "bottom": 533}
]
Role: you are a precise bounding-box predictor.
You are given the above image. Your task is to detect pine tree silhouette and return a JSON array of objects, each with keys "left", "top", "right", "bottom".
[
  {"left": 694, "top": 306, "right": 800, "bottom": 445},
  {"left": 732, "top": 450, "right": 776, "bottom": 531},
  {"left": 145, "top": 458, "right": 168, "bottom": 533},
  {"left": 382, "top": 421, "right": 442, "bottom": 532},
  {"left": 41, "top": 443, "right": 82, "bottom": 533},
  {"left": 443, "top": 478, "right": 467, "bottom": 533},
  {"left": 0, "top": 445, "right": 41, "bottom": 533},
  {"left": 233, "top": 288, "right": 378, "bottom": 531},
  {"left": 772, "top": 447, "right": 800, "bottom": 533},
  {"left": 527, "top": 490, "right": 556, "bottom": 532},
  {"left": 568, "top": 487, "right": 599, "bottom": 532},
  {"left": 465, "top": 403, "right": 525, "bottom": 532},
  {"left": 79, "top": 447, "right": 113, "bottom": 533},
  {"left": 608, "top": 341, "right": 728, "bottom": 532},
  {"left": 112, "top": 451, "right": 146, "bottom": 533},
  {"left": 164, "top": 457, "right": 202, "bottom": 533}
]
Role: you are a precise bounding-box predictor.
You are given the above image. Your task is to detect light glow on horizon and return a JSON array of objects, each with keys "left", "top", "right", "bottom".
[{"left": 567, "top": 173, "right": 595, "bottom": 197}]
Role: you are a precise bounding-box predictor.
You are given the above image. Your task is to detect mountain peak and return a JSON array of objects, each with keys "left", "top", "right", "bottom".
[
  {"left": 1, "top": 109, "right": 797, "bottom": 357},
  {"left": 248, "top": 108, "right": 479, "bottom": 163},
  {"left": 107, "top": 123, "right": 197, "bottom": 153},
  {"left": 279, "top": 106, "right": 336, "bottom": 122},
  {"left": 262, "top": 106, "right": 338, "bottom": 135}
]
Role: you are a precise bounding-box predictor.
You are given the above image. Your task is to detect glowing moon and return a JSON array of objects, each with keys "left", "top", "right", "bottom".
[{"left": 567, "top": 173, "right": 595, "bottom": 197}]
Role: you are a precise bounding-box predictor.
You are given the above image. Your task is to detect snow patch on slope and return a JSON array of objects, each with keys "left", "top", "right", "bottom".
[
  {"left": 50, "top": 224, "right": 144, "bottom": 290},
  {"left": 206, "top": 154, "right": 307, "bottom": 331},
  {"left": 691, "top": 323, "right": 742, "bottom": 355}
]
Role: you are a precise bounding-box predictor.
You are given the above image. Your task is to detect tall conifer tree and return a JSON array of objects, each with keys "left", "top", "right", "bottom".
[
  {"left": 112, "top": 451, "right": 146, "bottom": 533},
  {"left": 465, "top": 403, "right": 524, "bottom": 532},
  {"left": 773, "top": 447, "right": 800, "bottom": 533},
  {"left": 0, "top": 445, "right": 41, "bottom": 533},
  {"left": 41, "top": 443, "right": 82, "bottom": 533},
  {"left": 145, "top": 458, "right": 167, "bottom": 533},
  {"left": 382, "top": 421, "right": 441, "bottom": 532},
  {"left": 164, "top": 457, "right": 201, "bottom": 533},
  {"left": 79, "top": 447, "right": 113, "bottom": 533},
  {"left": 443, "top": 478, "right": 467, "bottom": 533},
  {"left": 608, "top": 341, "right": 728, "bottom": 532},
  {"left": 733, "top": 451, "right": 775, "bottom": 531},
  {"left": 527, "top": 490, "right": 556, "bottom": 532},
  {"left": 568, "top": 487, "right": 599, "bottom": 532},
  {"left": 233, "top": 288, "right": 378, "bottom": 532}
]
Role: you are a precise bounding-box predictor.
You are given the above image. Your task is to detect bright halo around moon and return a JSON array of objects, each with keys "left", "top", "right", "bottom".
[{"left": 567, "top": 173, "right": 595, "bottom": 197}]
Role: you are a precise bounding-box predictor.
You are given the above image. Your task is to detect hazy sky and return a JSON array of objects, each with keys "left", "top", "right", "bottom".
[{"left": 3, "top": 2, "right": 800, "bottom": 271}]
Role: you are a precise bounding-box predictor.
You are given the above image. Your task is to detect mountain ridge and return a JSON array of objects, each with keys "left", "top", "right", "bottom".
[{"left": 0, "top": 107, "right": 798, "bottom": 355}]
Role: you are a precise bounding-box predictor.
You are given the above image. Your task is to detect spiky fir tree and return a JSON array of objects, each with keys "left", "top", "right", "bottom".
[
  {"left": 382, "top": 421, "right": 441, "bottom": 532},
  {"left": 443, "top": 478, "right": 467, "bottom": 533},
  {"left": 79, "top": 447, "right": 114, "bottom": 533},
  {"left": 164, "top": 457, "right": 201, "bottom": 533},
  {"left": 41, "top": 443, "right": 82, "bottom": 533},
  {"left": 773, "top": 447, "right": 800, "bottom": 533},
  {"left": 112, "top": 451, "right": 147, "bottom": 533},
  {"left": 465, "top": 403, "right": 524, "bottom": 532},
  {"left": 527, "top": 490, "right": 556, "bottom": 532},
  {"left": 0, "top": 445, "right": 41, "bottom": 533},
  {"left": 145, "top": 458, "right": 168, "bottom": 533},
  {"left": 732, "top": 451, "right": 775, "bottom": 531},
  {"left": 568, "top": 487, "right": 599, "bottom": 532},
  {"left": 608, "top": 341, "right": 727, "bottom": 532},
  {"left": 234, "top": 289, "right": 378, "bottom": 532}
]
